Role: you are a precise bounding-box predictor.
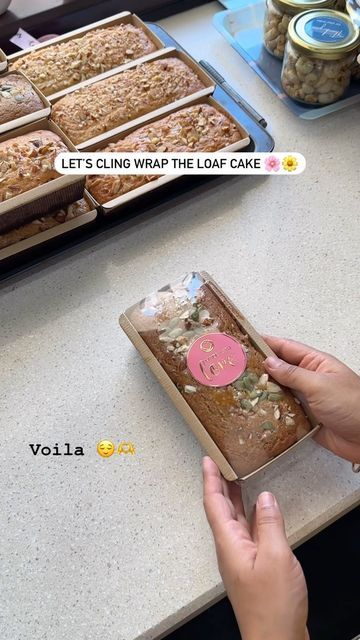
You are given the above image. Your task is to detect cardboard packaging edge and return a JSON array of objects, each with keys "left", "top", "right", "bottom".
[
  {"left": 119, "top": 272, "right": 321, "bottom": 483},
  {"left": 7, "top": 12, "right": 164, "bottom": 65},
  {"left": 0, "top": 49, "right": 7, "bottom": 72},
  {"left": 0, "top": 190, "right": 97, "bottom": 260}
]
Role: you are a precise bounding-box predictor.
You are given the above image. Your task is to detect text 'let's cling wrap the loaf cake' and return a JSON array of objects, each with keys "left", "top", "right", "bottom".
[{"left": 120, "top": 272, "right": 319, "bottom": 481}]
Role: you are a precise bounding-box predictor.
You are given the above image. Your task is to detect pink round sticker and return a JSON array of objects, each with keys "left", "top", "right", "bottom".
[{"left": 187, "top": 332, "right": 247, "bottom": 388}]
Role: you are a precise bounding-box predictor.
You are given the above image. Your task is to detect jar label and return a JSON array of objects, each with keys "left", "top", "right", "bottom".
[
  {"left": 304, "top": 16, "right": 350, "bottom": 42},
  {"left": 187, "top": 332, "right": 247, "bottom": 387}
]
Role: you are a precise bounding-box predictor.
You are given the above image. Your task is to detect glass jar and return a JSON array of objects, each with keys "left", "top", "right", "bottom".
[
  {"left": 281, "top": 9, "right": 360, "bottom": 104},
  {"left": 263, "top": 0, "right": 336, "bottom": 58}
]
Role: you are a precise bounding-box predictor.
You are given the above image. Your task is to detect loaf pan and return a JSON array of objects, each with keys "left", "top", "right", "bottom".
[
  {"left": 0, "top": 49, "right": 7, "bottom": 73},
  {"left": 0, "top": 191, "right": 97, "bottom": 261},
  {"left": 50, "top": 47, "right": 215, "bottom": 149},
  {"left": 0, "top": 118, "right": 85, "bottom": 234},
  {"left": 119, "top": 271, "right": 320, "bottom": 483},
  {"left": 0, "top": 70, "right": 51, "bottom": 135},
  {"left": 85, "top": 95, "right": 251, "bottom": 214},
  {"left": 8, "top": 12, "right": 165, "bottom": 101}
]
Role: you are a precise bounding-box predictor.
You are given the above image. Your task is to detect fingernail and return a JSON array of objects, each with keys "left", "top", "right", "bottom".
[
  {"left": 265, "top": 356, "right": 282, "bottom": 369},
  {"left": 258, "top": 492, "right": 275, "bottom": 508}
]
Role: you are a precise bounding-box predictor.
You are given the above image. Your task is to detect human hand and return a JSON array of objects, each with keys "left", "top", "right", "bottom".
[
  {"left": 263, "top": 337, "right": 360, "bottom": 464},
  {"left": 203, "top": 456, "right": 308, "bottom": 640}
]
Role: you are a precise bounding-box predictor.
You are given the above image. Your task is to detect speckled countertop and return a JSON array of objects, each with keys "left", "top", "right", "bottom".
[{"left": 1, "top": 4, "right": 359, "bottom": 640}]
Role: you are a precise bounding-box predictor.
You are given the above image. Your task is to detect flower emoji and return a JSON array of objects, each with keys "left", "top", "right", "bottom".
[
  {"left": 282, "top": 155, "right": 298, "bottom": 172},
  {"left": 264, "top": 155, "right": 280, "bottom": 172}
]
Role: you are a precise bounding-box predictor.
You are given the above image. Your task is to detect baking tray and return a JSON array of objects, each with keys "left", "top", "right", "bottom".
[
  {"left": 0, "top": 48, "right": 7, "bottom": 73},
  {"left": 0, "top": 24, "right": 274, "bottom": 282},
  {"left": 8, "top": 12, "right": 165, "bottom": 99},
  {"left": 213, "top": 2, "right": 360, "bottom": 119},
  {"left": 85, "top": 94, "right": 251, "bottom": 213},
  {"left": 50, "top": 47, "right": 215, "bottom": 149},
  {"left": 0, "top": 118, "right": 85, "bottom": 234},
  {"left": 0, "top": 70, "right": 51, "bottom": 135}
]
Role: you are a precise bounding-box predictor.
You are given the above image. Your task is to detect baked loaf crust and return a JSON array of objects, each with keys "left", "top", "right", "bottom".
[
  {"left": 0, "top": 130, "right": 68, "bottom": 202},
  {"left": 86, "top": 104, "right": 243, "bottom": 204},
  {"left": 11, "top": 24, "right": 157, "bottom": 96},
  {"left": 0, "top": 74, "right": 44, "bottom": 125},
  {"left": 129, "top": 273, "right": 311, "bottom": 477},
  {"left": 0, "top": 198, "right": 91, "bottom": 249},
  {"left": 51, "top": 58, "right": 206, "bottom": 145}
]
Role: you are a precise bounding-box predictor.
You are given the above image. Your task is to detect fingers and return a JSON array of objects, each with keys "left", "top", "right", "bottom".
[
  {"left": 263, "top": 336, "right": 321, "bottom": 365},
  {"left": 202, "top": 457, "right": 249, "bottom": 538},
  {"left": 203, "top": 457, "right": 235, "bottom": 535},
  {"left": 255, "top": 492, "right": 289, "bottom": 556},
  {"left": 264, "top": 355, "right": 321, "bottom": 395}
]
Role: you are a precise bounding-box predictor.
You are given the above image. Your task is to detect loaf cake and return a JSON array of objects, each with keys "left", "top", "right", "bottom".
[
  {"left": 86, "top": 104, "right": 244, "bottom": 204},
  {"left": 51, "top": 58, "right": 206, "bottom": 145},
  {"left": 0, "top": 74, "right": 44, "bottom": 125},
  {"left": 10, "top": 24, "right": 157, "bottom": 96},
  {"left": 127, "top": 272, "right": 311, "bottom": 478},
  {"left": 0, "top": 130, "right": 68, "bottom": 202},
  {"left": 0, "top": 198, "right": 91, "bottom": 249}
]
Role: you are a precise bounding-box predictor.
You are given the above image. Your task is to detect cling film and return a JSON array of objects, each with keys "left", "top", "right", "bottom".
[{"left": 120, "top": 272, "right": 319, "bottom": 481}]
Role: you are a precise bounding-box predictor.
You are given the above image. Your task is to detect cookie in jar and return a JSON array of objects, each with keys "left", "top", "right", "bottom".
[
  {"left": 263, "top": 0, "right": 335, "bottom": 59},
  {"left": 281, "top": 9, "right": 360, "bottom": 103}
]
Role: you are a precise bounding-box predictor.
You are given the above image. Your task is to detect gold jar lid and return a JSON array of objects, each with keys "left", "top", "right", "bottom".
[
  {"left": 288, "top": 9, "right": 360, "bottom": 58},
  {"left": 272, "top": 0, "right": 334, "bottom": 16}
]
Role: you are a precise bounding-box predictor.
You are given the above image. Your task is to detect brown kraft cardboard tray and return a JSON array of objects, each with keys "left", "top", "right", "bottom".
[
  {"left": 7, "top": 12, "right": 165, "bottom": 100},
  {"left": 0, "top": 118, "right": 85, "bottom": 234},
  {"left": 119, "top": 271, "right": 320, "bottom": 483},
  {"left": 0, "top": 190, "right": 97, "bottom": 261},
  {"left": 84, "top": 95, "right": 251, "bottom": 214},
  {"left": 49, "top": 47, "right": 216, "bottom": 149},
  {"left": 0, "top": 48, "right": 7, "bottom": 73}
]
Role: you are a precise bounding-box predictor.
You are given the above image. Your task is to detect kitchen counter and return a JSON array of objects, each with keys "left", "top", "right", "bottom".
[{"left": 1, "top": 3, "right": 359, "bottom": 640}]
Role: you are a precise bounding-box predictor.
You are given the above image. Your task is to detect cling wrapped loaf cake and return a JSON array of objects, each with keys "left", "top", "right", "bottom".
[
  {"left": 10, "top": 23, "right": 157, "bottom": 96},
  {"left": 120, "top": 272, "right": 316, "bottom": 480},
  {"left": 51, "top": 58, "right": 206, "bottom": 145}
]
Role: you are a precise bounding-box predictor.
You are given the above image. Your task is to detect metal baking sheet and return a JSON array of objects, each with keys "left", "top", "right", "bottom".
[{"left": 0, "top": 23, "right": 274, "bottom": 282}]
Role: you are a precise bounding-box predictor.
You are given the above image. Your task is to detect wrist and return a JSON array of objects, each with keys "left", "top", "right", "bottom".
[{"left": 244, "top": 632, "right": 307, "bottom": 640}]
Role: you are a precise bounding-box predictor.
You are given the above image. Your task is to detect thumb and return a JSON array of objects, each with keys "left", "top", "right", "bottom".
[
  {"left": 256, "top": 492, "right": 288, "bottom": 554},
  {"left": 265, "top": 355, "right": 319, "bottom": 396}
]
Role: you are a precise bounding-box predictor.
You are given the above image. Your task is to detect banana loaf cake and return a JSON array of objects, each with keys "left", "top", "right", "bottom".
[
  {"left": 51, "top": 58, "right": 206, "bottom": 145},
  {"left": 127, "top": 272, "right": 312, "bottom": 478},
  {"left": 86, "top": 103, "right": 244, "bottom": 204},
  {"left": 0, "top": 130, "right": 68, "bottom": 203},
  {"left": 0, "top": 198, "right": 91, "bottom": 249},
  {"left": 10, "top": 24, "right": 157, "bottom": 96},
  {"left": 0, "top": 74, "right": 44, "bottom": 125}
]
